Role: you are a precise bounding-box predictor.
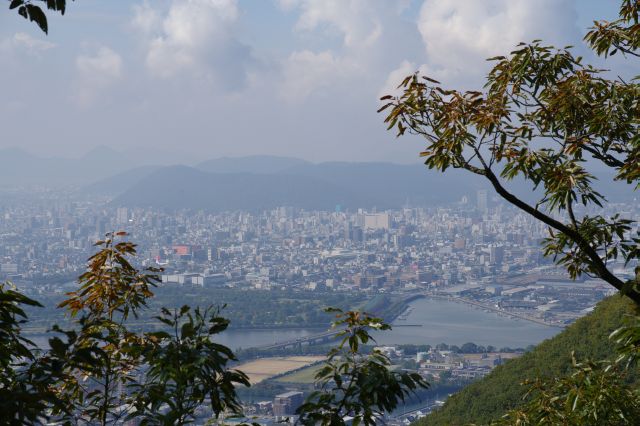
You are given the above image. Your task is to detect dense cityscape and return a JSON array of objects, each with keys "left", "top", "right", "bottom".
[
  {"left": 1, "top": 0, "right": 637, "bottom": 424},
  {"left": 3, "top": 189, "right": 633, "bottom": 324},
  {"left": 1, "top": 187, "right": 637, "bottom": 423}
]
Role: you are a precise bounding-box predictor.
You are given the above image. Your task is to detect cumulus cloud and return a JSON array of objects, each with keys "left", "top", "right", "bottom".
[
  {"left": 0, "top": 32, "right": 55, "bottom": 54},
  {"left": 73, "top": 46, "right": 123, "bottom": 106},
  {"left": 281, "top": 50, "right": 344, "bottom": 102},
  {"left": 277, "top": 0, "right": 419, "bottom": 102},
  {"left": 416, "top": 0, "right": 580, "bottom": 87},
  {"left": 13, "top": 32, "right": 56, "bottom": 52},
  {"left": 280, "top": 0, "right": 412, "bottom": 49},
  {"left": 134, "top": 0, "right": 252, "bottom": 89},
  {"left": 131, "top": 1, "right": 160, "bottom": 34}
]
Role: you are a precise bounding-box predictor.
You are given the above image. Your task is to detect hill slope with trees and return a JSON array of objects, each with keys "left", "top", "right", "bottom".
[{"left": 420, "top": 296, "right": 639, "bottom": 425}]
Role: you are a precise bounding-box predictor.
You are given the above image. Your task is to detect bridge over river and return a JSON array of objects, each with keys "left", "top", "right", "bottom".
[
  {"left": 250, "top": 323, "right": 423, "bottom": 351},
  {"left": 247, "top": 291, "right": 562, "bottom": 352},
  {"left": 253, "top": 329, "right": 341, "bottom": 351},
  {"left": 249, "top": 294, "right": 424, "bottom": 351}
]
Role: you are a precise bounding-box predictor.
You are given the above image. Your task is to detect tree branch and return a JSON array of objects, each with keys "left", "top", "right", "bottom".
[
  {"left": 488, "top": 169, "right": 638, "bottom": 302},
  {"left": 468, "top": 150, "right": 640, "bottom": 304}
]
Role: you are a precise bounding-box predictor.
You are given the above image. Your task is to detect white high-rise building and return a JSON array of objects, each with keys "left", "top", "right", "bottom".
[
  {"left": 363, "top": 213, "right": 390, "bottom": 230},
  {"left": 477, "top": 190, "right": 488, "bottom": 213},
  {"left": 116, "top": 207, "right": 128, "bottom": 225}
]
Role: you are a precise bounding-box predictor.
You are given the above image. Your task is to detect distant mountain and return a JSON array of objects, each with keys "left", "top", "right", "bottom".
[
  {"left": 280, "top": 161, "right": 491, "bottom": 206},
  {"left": 111, "top": 166, "right": 372, "bottom": 211},
  {"left": 0, "top": 146, "right": 137, "bottom": 187},
  {"left": 81, "top": 165, "right": 162, "bottom": 196},
  {"left": 87, "top": 154, "right": 638, "bottom": 210},
  {"left": 105, "top": 160, "right": 528, "bottom": 211},
  {"left": 196, "top": 155, "right": 310, "bottom": 174}
]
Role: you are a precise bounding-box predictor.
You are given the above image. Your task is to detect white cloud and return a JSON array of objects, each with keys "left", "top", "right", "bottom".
[
  {"left": 73, "top": 46, "right": 123, "bottom": 106},
  {"left": 280, "top": 0, "right": 409, "bottom": 48},
  {"left": 0, "top": 32, "right": 56, "bottom": 55},
  {"left": 13, "top": 32, "right": 56, "bottom": 52},
  {"left": 416, "top": 0, "right": 580, "bottom": 87},
  {"left": 277, "top": 0, "right": 418, "bottom": 102},
  {"left": 131, "top": 1, "right": 160, "bottom": 34},
  {"left": 136, "top": 0, "right": 252, "bottom": 89},
  {"left": 281, "top": 50, "right": 343, "bottom": 102}
]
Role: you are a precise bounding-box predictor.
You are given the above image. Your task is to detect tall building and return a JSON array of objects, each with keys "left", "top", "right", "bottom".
[
  {"left": 116, "top": 207, "right": 128, "bottom": 225},
  {"left": 344, "top": 222, "right": 352, "bottom": 240},
  {"left": 273, "top": 391, "right": 304, "bottom": 416},
  {"left": 363, "top": 213, "right": 391, "bottom": 230},
  {"left": 95, "top": 218, "right": 106, "bottom": 236},
  {"left": 350, "top": 226, "right": 364, "bottom": 243},
  {"left": 1, "top": 263, "right": 18, "bottom": 274},
  {"left": 477, "top": 190, "right": 488, "bottom": 213},
  {"left": 490, "top": 245, "right": 505, "bottom": 265}
]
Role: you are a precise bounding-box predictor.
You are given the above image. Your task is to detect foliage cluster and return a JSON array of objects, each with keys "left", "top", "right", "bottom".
[
  {"left": 7, "top": 0, "right": 71, "bottom": 34},
  {"left": 381, "top": 0, "right": 640, "bottom": 305},
  {"left": 22, "top": 287, "right": 368, "bottom": 334},
  {"left": 0, "top": 233, "right": 249, "bottom": 425},
  {"left": 296, "top": 309, "right": 429, "bottom": 425}
]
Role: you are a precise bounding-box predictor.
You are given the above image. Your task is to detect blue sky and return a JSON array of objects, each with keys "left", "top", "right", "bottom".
[{"left": 0, "top": 0, "right": 628, "bottom": 165}]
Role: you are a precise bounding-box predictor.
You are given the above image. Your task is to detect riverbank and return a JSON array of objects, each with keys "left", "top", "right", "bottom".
[
  {"left": 375, "top": 297, "right": 559, "bottom": 348},
  {"left": 427, "top": 295, "right": 565, "bottom": 328}
]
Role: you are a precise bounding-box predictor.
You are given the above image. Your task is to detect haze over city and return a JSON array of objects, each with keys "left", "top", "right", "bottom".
[
  {"left": 0, "top": 0, "right": 626, "bottom": 164},
  {"left": 1, "top": 1, "right": 639, "bottom": 424}
]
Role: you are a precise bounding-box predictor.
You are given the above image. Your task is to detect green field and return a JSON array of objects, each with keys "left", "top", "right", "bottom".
[{"left": 274, "top": 363, "right": 324, "bottom": 384}]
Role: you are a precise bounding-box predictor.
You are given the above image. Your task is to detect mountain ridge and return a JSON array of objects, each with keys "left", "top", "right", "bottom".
[
  {"left": 106, "top": 161, "right": 494, "bottom": 211},
  {"left": 110, "top": 165, "right": 374, "bottom": 211}
]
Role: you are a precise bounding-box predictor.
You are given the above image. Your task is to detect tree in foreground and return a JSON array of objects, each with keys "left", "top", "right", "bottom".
[
  {"left": 381, "top": 1, "right": 640, "bottom": 423},
  {"left": 297, "top": 308, "right": 429, "bottom": 425},
  {"left": 0, "top": 233, "right": 251, "bottom": 425},
  {"left": 1, "top": 234, "right": 425, "bottom": 425},
  {"left": 128, "top": 305, "right": 250, "bottom": 424},
  {"left": 0, "top": 282, "right": 74, "bottom": 423},
  {"left": 490, "top": 310, "right": 640, "bottom": 426},
  {"left": 380, "top": 0, "right": 640, "bottom": 305},
  {"left": 56, "top": 232, "right": 160, "bottom": 424}
]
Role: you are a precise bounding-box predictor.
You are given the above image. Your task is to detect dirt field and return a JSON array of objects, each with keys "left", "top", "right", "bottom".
[
  {"left": 235, "top": 356, "right": 324, "bottom": 385},
  {"left": 274, "top": 363, "right": 323, "bottom": 384}
]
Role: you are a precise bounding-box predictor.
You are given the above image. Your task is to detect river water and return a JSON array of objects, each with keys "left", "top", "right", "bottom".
[
  {"left": 28, "top": 298, "right": 561, "bottom": 351},
  {"left": 373, "top": 297, "right": 559, "bottom": 348},
  {"left": 217, "top": 297, "right": 560, "bottom": 350}
]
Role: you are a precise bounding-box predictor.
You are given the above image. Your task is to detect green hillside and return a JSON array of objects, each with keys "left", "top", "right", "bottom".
[{"left": 420, "top": 296, "right": 639, "bottom": 425}]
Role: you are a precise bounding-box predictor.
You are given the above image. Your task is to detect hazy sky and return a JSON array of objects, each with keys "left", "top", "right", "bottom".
[{"left": 0, "top": 0, "right": 627, "bottom": 164}]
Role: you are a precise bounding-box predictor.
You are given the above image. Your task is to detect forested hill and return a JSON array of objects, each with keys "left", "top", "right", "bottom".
[{"left": 420, "top": 296, "right": 639, "bottom": 425}]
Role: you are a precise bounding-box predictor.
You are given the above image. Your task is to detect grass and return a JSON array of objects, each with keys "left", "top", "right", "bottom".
[
  {"left": 235, "top": 356, "right": 324, "bottom": 385},
  {"left": 274, "top": 363, "right": 324, "bottom": 384}
]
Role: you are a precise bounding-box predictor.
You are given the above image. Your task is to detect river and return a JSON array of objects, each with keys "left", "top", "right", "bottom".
[
  {"left": 28, "top": 298, "right": 561, "bottom": 351},
  {"left": 212, "top": 297, "right": 560, "bottom": 350},
  {"left": 373, "top": 297, "right": 559, "bottom": 348}
]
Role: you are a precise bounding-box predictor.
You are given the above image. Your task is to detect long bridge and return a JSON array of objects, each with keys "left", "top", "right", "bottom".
[
  {"left": 254, "top": 329, "right": 343, "bottom": 351},
  {"left": 248, "top": 292, "right": 564, "bottom": 352},
  {"left": 250, "top": 294, "right": 426, "bottom": 351},
  {"left": 252, "top": 323, "right": 424, "bottom": 351}
]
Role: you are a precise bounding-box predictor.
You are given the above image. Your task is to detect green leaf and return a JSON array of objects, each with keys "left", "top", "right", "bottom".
[{"left": 25, "top": 5, "right": 48, "bottom": 34}]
